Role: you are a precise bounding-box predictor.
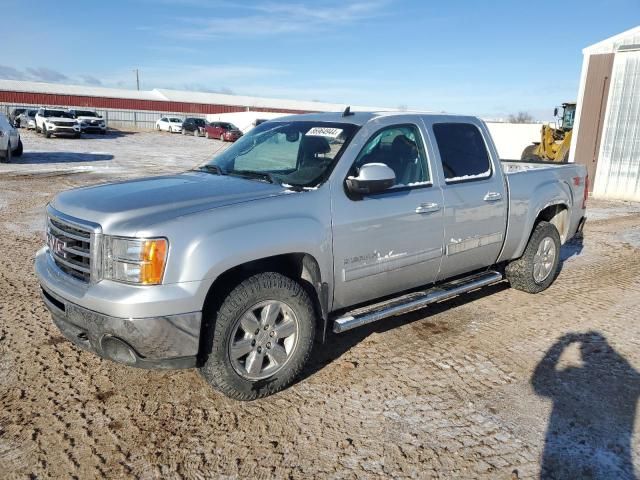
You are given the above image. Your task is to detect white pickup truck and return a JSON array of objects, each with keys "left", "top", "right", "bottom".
[{"left": 36, "top": 111, "right": 587, "bottom": 399}]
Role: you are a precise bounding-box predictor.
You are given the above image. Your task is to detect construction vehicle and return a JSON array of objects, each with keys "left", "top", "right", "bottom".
[{"left": 521, "top": 102, "right": 576, "bottom": 162}]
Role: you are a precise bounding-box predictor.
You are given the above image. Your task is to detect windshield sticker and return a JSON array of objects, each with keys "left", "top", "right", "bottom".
[{"left": 306, "top": 127, "right": 343, "bottom": 138}]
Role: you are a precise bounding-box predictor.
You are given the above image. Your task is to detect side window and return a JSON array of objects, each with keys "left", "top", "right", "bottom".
[
  {"left": 432, "top": 123, "right": 492, "bottom": 182},
  {"left": 353, "top": 125, "right": 430, "bottom": 186}
]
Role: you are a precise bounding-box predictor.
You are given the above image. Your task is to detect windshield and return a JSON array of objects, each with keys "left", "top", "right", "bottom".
[
  {"left": 194, "top": 119, "right": 205, "bottom": 126},
  {"left": 75, "top": 110, "right": 98, "bottom": 117},
  {"left": 169, "top": 118, "right": 182, "bottom": 123},
  {"left": 44, "top": 110, "right": 72, "bottom": 118},
  {"left": 202, "top": 121, "right": 358, "bottom": 188},
  {"left": 220, "top": 123, "right": 238, "bottom": 130},
  {"left": 27, "top": 110, "right": 37, "bottom": 116},
  {"left": 562, "top": 105, "right": 575, "bottom": 130}
]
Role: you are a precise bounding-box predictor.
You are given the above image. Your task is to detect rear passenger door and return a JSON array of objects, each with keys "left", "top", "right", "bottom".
[{"left": 427, "top": 119, "right": 507, "bottom": 281}]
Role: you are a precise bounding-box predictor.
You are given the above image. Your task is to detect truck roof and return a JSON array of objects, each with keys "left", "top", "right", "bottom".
[{"left": 274, "top": 110, "right": 477, "bottom": 126}]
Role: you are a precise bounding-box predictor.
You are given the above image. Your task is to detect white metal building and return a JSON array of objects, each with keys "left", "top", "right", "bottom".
[{"left": 571, "top": 25, "right": 640, "bottom": 200}]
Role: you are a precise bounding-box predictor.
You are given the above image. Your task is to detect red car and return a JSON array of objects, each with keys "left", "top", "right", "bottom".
[{"left": 204, "top": 122, "right": 243, "bottom": 142}]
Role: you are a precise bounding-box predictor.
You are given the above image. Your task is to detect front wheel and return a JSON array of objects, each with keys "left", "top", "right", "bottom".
[
  {"left": 199, "top": 272, "right": 316, "bottom": 400},
  {"left": 506, "top": 221, "right": 561, "bottom": 293}
]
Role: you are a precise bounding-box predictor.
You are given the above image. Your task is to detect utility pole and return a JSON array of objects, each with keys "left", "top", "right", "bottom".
[{"left": 134, "top": 69, "right": 140, "bottom": 91}]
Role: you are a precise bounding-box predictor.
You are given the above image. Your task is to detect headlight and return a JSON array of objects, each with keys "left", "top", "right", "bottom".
[{"left": 103, "top": 236, "right": 168, "bottom": 285}]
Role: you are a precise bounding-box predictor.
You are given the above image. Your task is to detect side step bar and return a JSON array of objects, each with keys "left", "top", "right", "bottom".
[{"left": 332, "top": 271, "right": 503, "bottom": 333}]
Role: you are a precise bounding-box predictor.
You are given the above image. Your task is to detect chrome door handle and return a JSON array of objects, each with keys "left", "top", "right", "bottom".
[
  {"left": 415, "top": 202, "right": 441, "bottom": 214},
  {"left": 484, "top": 192, "right": 502, "bottom": 202}
]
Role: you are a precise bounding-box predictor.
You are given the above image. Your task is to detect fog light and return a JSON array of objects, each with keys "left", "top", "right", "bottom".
[{"left": 101, "top": 336, "right": 137, "bottom": 365}]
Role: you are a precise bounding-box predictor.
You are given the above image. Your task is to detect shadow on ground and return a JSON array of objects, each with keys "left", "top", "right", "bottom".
[
  {"left": 532, "top": 331, "right": 640, "bottom": 479},
  {"left": 12, "top": 152, "right": 114, "bottom": 164},
  {"left": 299, "top": 281, "right": 511, "bottom": 383},
  {"left": 560, "top": 235, "right": 584, "bottom": 263}
]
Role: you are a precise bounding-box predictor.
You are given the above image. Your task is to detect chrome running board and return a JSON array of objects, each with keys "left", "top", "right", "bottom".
[{"left": 332, "top": 271, "right": 503, "bottom": 333}]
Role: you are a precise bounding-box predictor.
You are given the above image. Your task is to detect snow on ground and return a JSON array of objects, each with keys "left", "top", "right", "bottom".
[{"left": 1, "top": 129, "right": 230, "bottom": 179}]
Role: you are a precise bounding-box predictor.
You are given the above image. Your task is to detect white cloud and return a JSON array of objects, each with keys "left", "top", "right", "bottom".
[{"left": 170, "top": 0, "right": 390, "bottom": 38}]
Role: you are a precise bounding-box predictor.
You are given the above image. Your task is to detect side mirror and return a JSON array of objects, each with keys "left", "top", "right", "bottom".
[
  {"left": 346, "top": 163, "right": 396, "bottom": 195},
  {"left": 553, "top": 107, "right": 558, "bottom": 117}
]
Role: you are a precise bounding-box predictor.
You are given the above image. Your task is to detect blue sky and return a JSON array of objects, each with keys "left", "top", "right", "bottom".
[{"left": 2, "top": 0, "right": 638, "bottom": 119}]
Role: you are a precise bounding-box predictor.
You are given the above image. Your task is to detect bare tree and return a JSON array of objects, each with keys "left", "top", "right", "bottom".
[{"left": 508, "top": 111, "right": 534, "bottom": 123}]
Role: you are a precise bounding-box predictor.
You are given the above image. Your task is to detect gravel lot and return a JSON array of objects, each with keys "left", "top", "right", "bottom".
[{"left": 2, "top": 130, "right": 640, "bottom": 479}]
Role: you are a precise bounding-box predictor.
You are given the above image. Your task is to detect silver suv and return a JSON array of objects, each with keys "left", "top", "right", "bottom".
[{"left": 0, "top": 113, "right": 23, "bottom": 162}]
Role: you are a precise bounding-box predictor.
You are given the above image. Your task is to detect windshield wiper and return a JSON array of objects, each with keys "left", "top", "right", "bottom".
[
  {"left": 197, "top": 164, "right": 227, "bottom": 176},
  {"left": 229, "top": 170, "right": 277, "bottom": 184}
]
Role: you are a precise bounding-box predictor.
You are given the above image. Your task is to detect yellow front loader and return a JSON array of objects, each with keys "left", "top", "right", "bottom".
[{"left": 521, "top": 102, "right": 576, "bottom": 163}]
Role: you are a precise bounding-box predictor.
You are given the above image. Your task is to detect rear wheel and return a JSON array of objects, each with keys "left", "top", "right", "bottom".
[
  {"left": 13, "top": 139, "right": 23, "bottom": 157},
  {"left": 1, "top": 142, "right": 12, "bottom": 163},
  {"left": 199, "top": 272, "right": 316, "bottom": 400},
  {"left": 506, "top": 221, "right": 561, "bottom": 293}
]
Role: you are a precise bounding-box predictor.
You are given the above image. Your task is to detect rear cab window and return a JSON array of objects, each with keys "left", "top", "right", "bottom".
[{"left": 432, "top": 123, "right": 492, "bottom": 183}]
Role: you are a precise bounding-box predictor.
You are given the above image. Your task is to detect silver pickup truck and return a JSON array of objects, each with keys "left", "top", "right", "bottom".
[{"left": 35, "top": 111, "right": 588, "bottom": 400}]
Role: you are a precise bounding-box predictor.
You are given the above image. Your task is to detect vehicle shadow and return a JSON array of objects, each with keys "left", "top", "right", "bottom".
[
  {"left": 560, "top": 235, "right": 584, "bottom": 263},
  {"left": 12, "top": 152, "right": 114, "bottom": 164},
  {"left": 531, "top": 331, "right": 640, "bottom": 479},
  {"left": 298, "top": 282, "right": 511, "bottom": 384},
  {"left": 84, "top": 130, "right": 138, "bottom": 139}
]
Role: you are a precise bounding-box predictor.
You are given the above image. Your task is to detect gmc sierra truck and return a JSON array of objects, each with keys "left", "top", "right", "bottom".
[{"left": 35, "top": 111, "right": 588, "bottom": 400}]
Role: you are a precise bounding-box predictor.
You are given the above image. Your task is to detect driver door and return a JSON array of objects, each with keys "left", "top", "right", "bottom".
[{"left": 331, "top": 122, "right": 445, "bottom": 310}]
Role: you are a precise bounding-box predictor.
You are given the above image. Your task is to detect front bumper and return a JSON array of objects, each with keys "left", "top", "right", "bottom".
[
  {"left": 81, "top": 124, "right": 107, "bottom": 133},
  {"left": 47, "top": 124, "right": 81, "bottom": 134},
  {"left": 35, "top": 248, "right": 202, "bottom": 369}
]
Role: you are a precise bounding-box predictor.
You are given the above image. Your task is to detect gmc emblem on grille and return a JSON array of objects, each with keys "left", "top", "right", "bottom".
[{"left": 48, "top": 234, "right": 67, "bottom": 257}]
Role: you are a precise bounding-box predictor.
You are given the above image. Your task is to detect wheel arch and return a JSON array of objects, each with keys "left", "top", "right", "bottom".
[{"left": 200, "top": 252, "right": 329, "bottom": 352}]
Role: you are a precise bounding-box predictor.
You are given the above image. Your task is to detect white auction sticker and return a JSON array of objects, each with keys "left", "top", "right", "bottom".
[{"left": 306, "top": 127, "right": 343, "bottom": 138}]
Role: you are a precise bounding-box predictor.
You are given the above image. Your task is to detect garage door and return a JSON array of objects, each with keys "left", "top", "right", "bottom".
[{"left": 593, "top": 49, "right": 640, "bottom": 200}]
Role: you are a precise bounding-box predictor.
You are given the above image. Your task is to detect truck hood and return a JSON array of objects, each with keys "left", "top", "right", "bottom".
[{"left": 51, "top": 171, "right": 291, "bottom": 234}]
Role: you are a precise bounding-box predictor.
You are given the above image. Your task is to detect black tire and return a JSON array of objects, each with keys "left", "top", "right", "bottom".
[
  {"left": 521, "top": 144, "right": 541, "bottom": 161},
  {"left": 199, "top": 272, "right": 316, "bottom": 400},
  {"left": 505, "top": 221, "right": 561, "bottom": 293},
  {"left": 44, "top": 125, "right": 51, "bottom": 138},
  {"left": 35, "top": 124, "right": 40, "bottom": 134},
  {"left": 13, "top": 139, "right": 23, "bottom": 157},
  {"left": 2, "top": 142, "right": 12, "bottom": 163}
]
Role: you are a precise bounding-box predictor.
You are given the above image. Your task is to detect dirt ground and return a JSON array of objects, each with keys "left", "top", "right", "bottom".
[{"left": 2, "top": 130, "right": 640, "bottom": 479}]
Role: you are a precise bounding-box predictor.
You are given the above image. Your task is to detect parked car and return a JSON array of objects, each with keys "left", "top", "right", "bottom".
[
  {"left": 9, "top": 107, "right": 27, "bottom": 127},
  {"left": 69, "top": 109, "right": 106, "bottom": 134},
  {"left": 35, "top": 111, "right": 588, "bottom": 400},
  {"left": 0, "top": 113, "right": 23, "bottom": 162},
  {"left": 35, "top": 108, "right": 81, "bottom": 138},
  {"left": 17, "top": 109, "right": 37, "bottom": 130},
  {"left": 182, "top": 117, "right": 207, "bottom": 136},
  {"left": 156, "top": 116, "right": 183, "bottom": 133},
  {"left": 204, "top": 122, "right": 243, "bottom": 141}
]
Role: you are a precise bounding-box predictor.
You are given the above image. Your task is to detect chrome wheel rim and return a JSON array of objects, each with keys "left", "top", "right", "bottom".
[
  {"left": 228, "top": 300, "right": 299, "bottom": 380},
  {"left": 533, "top": 236, "right": 556, "bottom": 283}
]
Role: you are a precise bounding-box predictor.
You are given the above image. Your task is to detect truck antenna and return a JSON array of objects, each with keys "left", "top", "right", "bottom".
[{"left": 342, "top": 106, "right": 354, "bottom": 117}]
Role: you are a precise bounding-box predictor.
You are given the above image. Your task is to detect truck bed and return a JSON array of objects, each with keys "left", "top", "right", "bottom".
[{"left": 498, "top": 159, "right": 587, "bottom": 264}]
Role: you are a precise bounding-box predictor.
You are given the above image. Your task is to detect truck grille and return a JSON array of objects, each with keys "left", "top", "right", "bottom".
[{"left": 46, "top": 213, "right": 95, "bottom": 282}]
